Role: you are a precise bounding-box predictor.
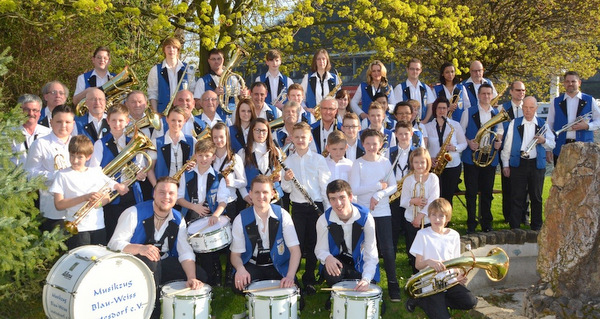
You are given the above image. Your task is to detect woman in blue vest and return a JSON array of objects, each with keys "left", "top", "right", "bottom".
[
  {"left": 230, "top": 98, "right": 258, "bottom": 153},
  {"left": 350, "top": 60, "right": 395, "bottom": 120},
  {"left": 147, "top": 37, "right": 194, "bottom": 114},
  {"left": 301, "top": 49, "right": 340, "bottom": 114},
  {"left": 433, "top": 62, "right": 470, "bottom": 122},
  {"left": 237, "top": 118, "right": 283, "bottom": 205}
]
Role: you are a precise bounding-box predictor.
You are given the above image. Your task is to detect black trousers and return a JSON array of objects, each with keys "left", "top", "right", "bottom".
[
  {"left": 414, "top": 284, "right": 478, "bottom": 319},
  {"left": 500, "top": 161, "right": 512, "bottom": 222},
  {"left": 291, "top": 201, "right": 323, "bottom": 286},
  {"left": 389, "top": 199, "right": 406, "bottom": 252},
  {"left": 231, "top": 263, "right": 287, "bottom": 294},
  {"left": 509, "top": 160, "right": 545, "bottom": 230},
  {"left": 374, "top": 216, "right": 398, "bottom": 285},
  {"left": 65, "top": 228, "right": 107, "bottom": 250},
  {"left": 405, "top": 221, "right": 431, "bottom": 274},
  {"left": 463, "top": 163, "right": 496, "bottom": 232},
  {"left": 440, "top": 165, "right": 462, "bottom": 205},
  {"left": 320, "top": 260, "right": 362, "bottom": 287}
]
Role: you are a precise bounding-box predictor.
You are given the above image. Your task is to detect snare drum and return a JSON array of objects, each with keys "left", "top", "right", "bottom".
[
  {"left": 330, "top": 280, "right": 382, "bottom": 319},
  {"left": 187, "top": 216, "right": 232, "bottom": 253},
  {"left": 246, "top": 280, "right": 299, "bottom": 319},
  {"left": 161, "top": 281, "right": 212, "bottom": 319},
  {"left": 43, "top": 245, "right": 155, "bottom": 319}
]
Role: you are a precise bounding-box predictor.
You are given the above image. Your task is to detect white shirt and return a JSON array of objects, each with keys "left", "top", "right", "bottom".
[
  {"left": 440, "top": 84, "right": 472, "bottom": 110},
  {"left": 425, "top": 119, "right": 468, "bottom": 168},
  {"left": 326, "top": 156, "right": 352, "bottom": 183},
  {"left": 501, "top": 117, "right": 556, "bottom": 167},
  {"left": 49, "top": 167, "right": 116, "bottom": 232},
  {"left": 24, "top": 132, "right": 72, "bottom": 219},
  {"left": 393, "top": 79, "right": 436, "bottom": 111},
  {"left": 212, "top": 153, "right": 247, "bottom": 203},
  {"left": 463, "top": 77, "right": 498, "bottom": 100},
  {"left": 345, "top": 139, "right": 359, "bottom": 162},
  {"left": 193, "top": 73, "right": 221, "bottom": 100},
  {"left": 281, "top": 149, "right": 331, "bottom": 204},
  {"left": 150, "top": 131, "right": 192, "bottom": 177},
  {"left": 108, "top": 205, "right": 196, "bottom": 263},
  {"left": 508, "top": 100, "right": 523, "bottom": 119},
  {"left": 349, "top": 156, "right": 397, "bottom": 217},
  {"left": 400, "top": 173, "right": 440, "bottom": 224},
  {"left": 301, "top": 71, "right": 340, "bottom": 107},
  {"left": 237, "top": 144, "right": 282, "bottom": 199},
  {"left": 350, "top": 82, "right": 397, "bottom": 116},
  {"left": 256, "top": 102, "right": 282, "bottom": 120},
  {"left": 547, "top": 91, "right": 600, "bottom": 140},
  {"left": 230, "top": 207, "right": 299, "bottom": 258},
  {"left": 315, "top": 205, "right": 378, "bottom": 282},
  {"left": 409, "top": 226, "right": 461, "bottom": 260},
  {"left": 73, "top": 113, "right": 108, "bottom": 138},
  {"left": 90, "top": 133, "right": 128, "bottom": 168},
  {"left": 393, "top": 145, "right": 411, "bottom": 181},
  {"left": 12, "top": 124, "right": 51, "bottom": 166},
  {"left": 177, "top": 166, "right": 230, "bottom": 209},
  {"left": 74, "top": 70, "right": 111, "bottom": 96},
  {"left": 255, "top": 72, "right": 294, "bottom": 105},
  {"left": 148, "top": 60, "right": 196, "bottom": 102}
]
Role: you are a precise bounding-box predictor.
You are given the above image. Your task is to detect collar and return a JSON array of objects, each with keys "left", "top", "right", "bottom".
[
  {"left": 253, "top": 206, "right": 277, "bottom": 222},
  {"left": 165, "top": 131, "right": 185, "bottom": 145},
  {"left": 478, "top": 105, "right": 493, "bottom": 114},
  {"left": 50, "top": 132, "right": 71, "bottom": 145},
  {"left": 254, "top": 142, "right": 267, "bottom": 153},
  {"left": 310, "top": 71, "right": 333, "bottom": 81},
  {"left": 328, "top": 205, "right": 359, "bottom": 225},
  {"left": 564, "top": 91, "right": 583, "bottom": 100},
  {"left": 161, "top": 59, "right": 184, "bottom": 71},
  {"left": 193, "top": 165, "right": 216, "bottom": 177},
  {"left": 405, "top": 79, "right": 423, "bottom": 89},
  {"left": 522, "top": 117, "right": 537, "bottom": 125},
  {"left": 266, "top": 71, "right": 283, "bottom": 79}
]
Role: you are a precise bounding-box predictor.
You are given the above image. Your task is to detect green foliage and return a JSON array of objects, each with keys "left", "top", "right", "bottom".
[{"left": 0, "top": 48, "right": 67, "bottom": 316}]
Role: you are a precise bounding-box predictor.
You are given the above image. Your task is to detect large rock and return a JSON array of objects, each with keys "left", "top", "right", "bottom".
[{"left": 538, "top": 142, "right": 600, "bottom": 301}]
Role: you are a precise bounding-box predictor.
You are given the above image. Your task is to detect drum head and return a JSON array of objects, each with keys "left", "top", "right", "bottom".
[
  {"left": 161, "top": 281, "right": 212, "bottom": 298},
  {"left": 187, "top": 217, "right": 229, "bottom": 235},
  {"left": 44, "top": 245, "right": 155, "bottom": 319},
  {"left": 332, "top": 280, "right": 382, "bottom": 297},
  {"left": 247, "top": 280, "right": 296, "bottom": 297}
]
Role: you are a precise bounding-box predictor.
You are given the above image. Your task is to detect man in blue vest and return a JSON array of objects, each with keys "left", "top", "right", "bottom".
[
  {"left": 393, "top": 58, "right": 435, "bottom": 123},
  {"left": 108, "top": 176, "right": 207, "bottom": 319},
  {"left": 501, "top": 97, "right": 555, "bottom": 230},
  {"left": 73, "top": 46, "right": 115, "bottom": 106},
  {"left": 39, "top": 81, "right": 69, "bottom": 128},
  {"left": 230, "top": 174, "right": 301, "bottom": 294},
  {"left": 462, "top": 60, "right": 497, "bottom": 107},
  {"left": 74, "top": 88, "right": 110, "bottom": 143},
  {"left": 546, "top": 71, "right": 600, "bottom": 164},
  {"left": 194, "top": 48, "right": 225, "bottom": 103},
  {"left": 315, "top": 179, "right": 380, "bottom": 292},
  {"left": 251, "top": 81, "right": 282, "bottom": 122},
  {"left": 255, "top": 49, "right": 294, "bottom": 110}
]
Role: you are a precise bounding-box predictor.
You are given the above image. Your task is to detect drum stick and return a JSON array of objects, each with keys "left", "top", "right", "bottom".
[
  {"left": 165, "top": 287, "right": 191, "bottom": 297},
  {"left": 320, "top": 287, "right": 377, "bottom": 292},
  {"left": 243, "top": 285, "right": 281, "bottom": 293}
]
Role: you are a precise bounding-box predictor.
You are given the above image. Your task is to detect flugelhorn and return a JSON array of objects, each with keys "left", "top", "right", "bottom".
[
  {"left": 76, "top": 66, "right": 139, "bottom": 116},
  {"left": 554, "top": 111, "right": 592, "bottom": 136},
  {"left": 125, "top": 107, "right": 162, "bottom": 136},
  {"left": 412, "top": 174, "right": 425, "bottom": 229},
  {"left": 521, "top": 125, "right": 548, "bottom": 159},
  {"left": 472, "top": 109, "right": 511, "bottom": 167},
  {"left": 219, "top": 44, "right": 249, "bottom": 114},
  {"left": 406, "top": 247, "right": 509, "bottom": 298}
]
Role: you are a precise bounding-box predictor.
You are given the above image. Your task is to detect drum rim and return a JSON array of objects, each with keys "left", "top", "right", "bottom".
[
  {"left": 161, "top": 280, "right": 213, "bottom": 299},
  {"left": 331, "top": 280, "right": 382, "bottom": 298},
  {"left": 187, "top": 217, "right": 231, "bottom": 235},
  {"left": 246, "top": 280, "right": 299, "bottom": 298}
]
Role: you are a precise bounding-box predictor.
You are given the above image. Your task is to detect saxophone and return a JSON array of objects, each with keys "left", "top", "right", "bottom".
[
  {"left": 389, "top": 173, "right": 411, "bottom": 202},
  {"left": 431, "top": 120, "right": 454, "bottom": 176},
  {"left": 221, "top": 155, "right": 236, "bottom": 179}
]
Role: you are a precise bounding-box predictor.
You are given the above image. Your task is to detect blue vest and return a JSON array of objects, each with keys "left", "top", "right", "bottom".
[
  {"left": 83, "top": 70, "right": 116, "bottom": 89},
  {"left": 322, "top": 204, "right": 380, "bottom": 282},
  {"left": 99, "top": 134, "right": 143, "bottom": 204},
  {"left": 509, "top": 117, "right": 547, "bottom": 169},
  {"left": 433, "top": 83, "right": 465, "bottom": 122},
  {"left": 240, "top": 205, "right": 290, "bottom": 277},
  {"left": 229, "top": 126, "right": 246, "bottom": 153},
  {"left": 400, "top": 81, "right": 428, "bottom": 121},
  {"left": 462, "top": 78, "right": 493, "bottom": 107},
  {"left": 305, "top": 72, "right": 338, "bottom": 109},
  {"left": 310, "top": 120, "right": 342, "bottom": 154},
  {"left": 130, "top": 200, "right": 182, "bottom": 258},
  {"left": 259, "top": 73, "right": 289, "bottom": 104},
  {"left": 181, "top": 169, "right": 221, "bottom": 218},
  {"left": 156, "top": 62, "right": 188, "bottom": 114},
  {"left": 552, "top": 93, "right": 594, "bottom": 156},
  {"left": 154, "top": 134, "right": 195, "bottom": 179},
  {"left": 243, "top": 156, "right": 284, "bottom": 199},
  {"left": 359, "top": 82, "right": 393, "bottom": 114},
  {"left": 461, "top": 105, "right": 500, "bottom": 166}
]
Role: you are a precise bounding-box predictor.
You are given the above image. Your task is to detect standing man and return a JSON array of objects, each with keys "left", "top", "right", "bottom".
[
  {"left": 462, "top": 60, "right": 497, "bottom": 107},
  {"left": 547, "top": 71, "right": 600, "bottom": 163},
  {"left": 230, "top": 175, "right": 301, "bottom": 294},
  {"left": 74, "top": 88, "right": 110, "bottom": 143},
  {"left": 393, "top": 58, "right": 436, "bottom": 123},
  {"left": 194, "top": 48, "right": 225, "bottom": 101},
  {"left": 501, "top": 96, "right": 555, "bottom": 231},
  {"left": 73, "top": 46, "right": 115, "bottom": 105},
  {"left": 147, "top": 37, "right": 195, "bottom": 114},
  {"left": 39, "top": 81, "right": 69, "bottom": 128},
  {"left": 310, "top": 97, "right": 341, "bottom": 154},
  {"left": 12, "top": 94, "right": 51, "bottom": 166},
  {"left": 499, "top": 81, "right": 526, "bottom": 223},
  {"left": 255, "top": 49, "right": 294, "bottom": 109},
  {"left": 460, "top": 83, "right": 503, "bottom": 233}
]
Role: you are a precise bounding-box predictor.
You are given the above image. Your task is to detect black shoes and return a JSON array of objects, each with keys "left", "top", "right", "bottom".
[
  {"left": 303, "top": 284, "right": 317, "bottom": 295},
  {"left": 405, "top": 298, "right": 417, "bottom": 313},
  {"left": 388, "top": 281, "right": 401, "bottom": 302}
]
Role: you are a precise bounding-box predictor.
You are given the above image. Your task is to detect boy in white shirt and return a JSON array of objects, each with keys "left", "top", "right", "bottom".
[
  {"left": 50, "top": 135, "right": 128, "bottom": 249},
  {"left": 341, "top": 112, "right": 365, "bottom": 162},
  {"left": 324, "top": 131, "right": 352, "bottom": 183},
  {"left": 349, "top": 129, "right": 401, "bottom": 301}
]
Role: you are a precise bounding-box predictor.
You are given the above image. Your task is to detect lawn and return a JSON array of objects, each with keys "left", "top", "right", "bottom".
[{"left": 20, "top": 173, "right": 551, "bottom": 318}]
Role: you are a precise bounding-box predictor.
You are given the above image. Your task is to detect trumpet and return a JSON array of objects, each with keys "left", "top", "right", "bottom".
[
  {"left": 219, "top": 44, "right": 249, "bottom": 114},
  {"left": 76, "top": 66, "right": 139, "bottom": 116},
  {"left": 472, "top": 108, "right": 511, "bottom": 167},
  {"left": 64, "top": 182, "right": 112, "bottom": 235},
  {"left": 314, "top": 72, "right": 342, "bottom": 121},
  {"left": 406, "top": 247, "right": 509, "bottom": 298},
  {"left": 521, "top": 125, "right": 548, "bottom": 159},
  {"left": 273, "top": 89, "right": 287, "bottom": 106},
  {"left": 554, "top": 111, "right": 592, "bottom": 136},
  {"left": 412, "top": 174, "right": 425, "bottom": 229},
  {"left": 125, "top": 107, "right": 162, "bottom": 136}
]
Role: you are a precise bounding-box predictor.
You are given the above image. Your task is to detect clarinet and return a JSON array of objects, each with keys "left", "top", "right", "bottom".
[{"left": 277, "top": 150, "right": 323, "bottom": 215}]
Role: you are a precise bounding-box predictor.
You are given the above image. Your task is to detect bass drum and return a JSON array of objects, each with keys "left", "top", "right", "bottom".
[{"left": 43, "top": 245, "right": 155, "bottom": 319}]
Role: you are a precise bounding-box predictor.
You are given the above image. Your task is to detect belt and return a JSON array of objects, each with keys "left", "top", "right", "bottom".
[{"left": 565, "top": 138, "right": 576, "bottom": 144}]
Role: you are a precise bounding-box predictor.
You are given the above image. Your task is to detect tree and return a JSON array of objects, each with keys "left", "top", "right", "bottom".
[{"left": 0, "top": 48, "right": 68, "bottom": 317}]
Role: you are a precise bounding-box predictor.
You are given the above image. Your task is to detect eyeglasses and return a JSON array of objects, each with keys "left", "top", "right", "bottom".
[
  {"left": 49, "top": 90, "right": 66, "bottom": 96},
  {"left": 253, "top": 128, "right": 268, "bottom": 134},
  {"left": 203, "top": 98, "right": 218, "bottom": 102},
  {"left": 513, "top": 89, "right": 526, "bottom": 92},
  {"left": 88, "top": 98, "right": 105, "bottom": 102},
  {"left": 343, "top": 125, "right": 359, "bottom": 129},
  {"left": 321, "top": 108, "right": 337, "bottom": 112}
]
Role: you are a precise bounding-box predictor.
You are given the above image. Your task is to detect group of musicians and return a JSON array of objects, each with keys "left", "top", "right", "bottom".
[{"left": 14, "top": 38, "right": 600, "bottom": 318}]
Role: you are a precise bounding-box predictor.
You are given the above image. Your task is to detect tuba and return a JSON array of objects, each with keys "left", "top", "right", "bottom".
[
  {"left": 219, "top": 44, "right": 249, "bottom": 114},
  {"left": 76, "top": 66, "right": 139, "bottom": 116},
  {"left": 65, "top": 130, "right": 155, "bottom": 235},
  {"left": 125, "top": 107, "right": 163, "bottom": 136},
  {"left": 406, "top": 247, "right": 509, "bottom": 299},
  {"left": 472, "top": 108, "right": 511, "bottom": 167},
  {"left": 314, "top": 73, "right": 343, "bottom": 121},
  {"left": 490, "top": 81, "right": 509, "bottom": 107}
]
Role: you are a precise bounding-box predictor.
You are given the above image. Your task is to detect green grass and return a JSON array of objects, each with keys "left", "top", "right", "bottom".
[{"left": 19, "top": 173, "right": 551, "bottom": 318}]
